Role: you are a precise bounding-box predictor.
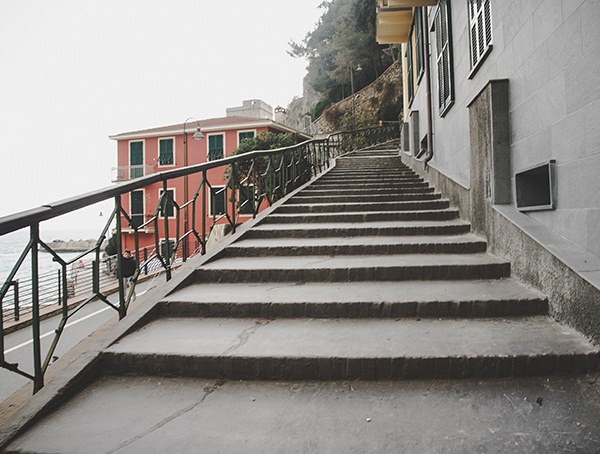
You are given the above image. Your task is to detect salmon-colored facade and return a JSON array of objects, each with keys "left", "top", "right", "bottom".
[{"left": 110, "top": 116, "right": 308, "bottom": 257}]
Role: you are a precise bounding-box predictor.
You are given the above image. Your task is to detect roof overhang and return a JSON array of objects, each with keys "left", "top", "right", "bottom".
[
  {"left": 109, "top": 118, "right": 311, "bottom": 141},
  {"left": 375, "top": 0, "right": 437, "bottom": 44}
]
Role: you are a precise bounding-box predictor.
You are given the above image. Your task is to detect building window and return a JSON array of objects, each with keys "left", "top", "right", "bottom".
[
  {"left": 129, "top": 141, "right": 144, "bottom": 179},
  {"left": 414, "top": 8, "right": 425, "bottom": 80},
  {"left": 468, "top": 0, "right": 492, "bottom": 76},
  {"left": 159, "top": 188, "right": 175, "bottom": 218},
  {"left": 435, "top": 0, "right": 454, "bottom": 116},
  {"left": 158, "top": 138, "right": 174, "bottom": 166},
  {"left": 238, "top": 131, "right": 255, "bottom": 145},
  {"left": 208, "top": 134, "right": 224, "bottom": 161},
  {"left": 210, "top": 186, "right": 226, "bottom": 215},
  {"left": 406, "top": 38, "right": 415, "bottom": 104},
  {"left": 238, "top": 184, "right": 255, "bottom": 215},
  {"left": 130, "top": 190, "right": 144, "bottom": 229}
]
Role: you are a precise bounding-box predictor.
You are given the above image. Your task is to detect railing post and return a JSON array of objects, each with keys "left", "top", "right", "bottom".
[
  {"left": 115, "top": 195, "right": 126, "bottom": 320},
  {"left": 201, "top": 169, "right": 207, "bottom": 255},
  {"left": 143, "top": 248, "right": 148, "bottom": 275},
  {"left": 30, "top": 224, "right": 43, "bottom": 393},
  {"left": 12, "top": 281, "right": 19, "bottom": 321},
  {"left": 57, "top": 271, "right": 61, "bottom": 306},
  {"left": 162, "top": 180, "right": 171, "bottom": 281}
]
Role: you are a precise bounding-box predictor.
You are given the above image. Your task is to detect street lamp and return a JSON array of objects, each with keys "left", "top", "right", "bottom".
[
  {"left": 182, "top": 117, "right": 203, "bottom": 260},
  {"left": 350, "top": 64, "right": 362, "bottom": 122}
]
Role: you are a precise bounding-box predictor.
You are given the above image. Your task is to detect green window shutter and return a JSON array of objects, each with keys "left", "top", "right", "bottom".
[
  {"left": 130, "top": 190, "right": 144, "bottom": 228},
  {"left": 406, "top": 39, "right": 414, "bottom": 103},
  {"left": 159, "top": 189, "right": 175, "bottom": 217},
  {"left": 208, "top": 135, "right": 224, "bottom": 161},
  {"left": 210, "top": 187, "right": 226, "bottom": 215},
  {"left": 239, "top": 131, "right": 254, "bottom": 143},
  {"left": 435, "top": 0, "right": 454, "bottom": 116},
  {"left": 238, "top": 184, "right": 255, "bottom": 215},
  {"left": 159, "top": 139, "right": 174, "bottom": 165},
  {"left": 468, "top": 0, "right": 492, "bottom": 71},
  {"left": 129, "top": 141, "right": 143, "bottom": 179},
  {"left": 415, "top": 8, "right": 424, "bottom": 78}
]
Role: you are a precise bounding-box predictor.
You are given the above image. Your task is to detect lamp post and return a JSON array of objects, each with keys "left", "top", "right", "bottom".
[
  {"left": 182, "top": 117, "right": 203, "bottom": 261},
  {"left": 350, "top": 64, "right": 362, "bottom": 117}
]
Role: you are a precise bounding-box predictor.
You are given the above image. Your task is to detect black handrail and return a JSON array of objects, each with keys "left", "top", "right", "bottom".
[{"left": 0, "top": 124, "right": 399, "bottom": 393}]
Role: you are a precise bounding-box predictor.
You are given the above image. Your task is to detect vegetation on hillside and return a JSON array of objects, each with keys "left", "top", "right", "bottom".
[
  {"left": 228, "top": 131, "right": 300, "bottom": 189},
  {"left": 288, "top": 0, "right": 397, "bottom": 121}
]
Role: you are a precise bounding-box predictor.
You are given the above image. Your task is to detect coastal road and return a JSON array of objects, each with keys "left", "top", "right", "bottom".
[{"left": 1, "top": 282, "right": 152, "bottom": 403}]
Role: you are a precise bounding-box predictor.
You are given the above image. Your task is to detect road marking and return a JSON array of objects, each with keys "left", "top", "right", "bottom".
[{"left": 3, "top": 289, "right": 146, "bottom": 355}]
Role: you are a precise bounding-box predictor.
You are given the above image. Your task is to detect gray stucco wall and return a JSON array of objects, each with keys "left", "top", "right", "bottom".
[
  {"left": 407, "top": 0, "right": 600, "bottom": 262},
  {"left": 402, "top": 78, "right": 600, "bottom": 344}
]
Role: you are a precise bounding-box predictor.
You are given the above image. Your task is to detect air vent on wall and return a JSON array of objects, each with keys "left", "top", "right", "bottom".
[{"left": 515, "top": 160, "right": 556, "bottom": 211}]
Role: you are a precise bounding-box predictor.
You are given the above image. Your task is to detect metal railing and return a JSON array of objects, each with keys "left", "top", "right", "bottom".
[{"left": 0, "top": 124, "right": 399, "bottom": 393}]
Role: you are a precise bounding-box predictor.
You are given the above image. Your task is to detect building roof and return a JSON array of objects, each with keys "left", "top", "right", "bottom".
[{"left": 109, "top": 116, "right": 309, "bottom": 141}]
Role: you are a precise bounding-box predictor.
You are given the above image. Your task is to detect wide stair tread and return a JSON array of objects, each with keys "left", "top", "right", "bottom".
[
  {"left": 262, "top": 209, "right": 460, "bottom": 223},
  {"left": 221, "top": 233, "right": 487, "bottom": 256},
  {"left": 103, "top": 316, "right": 599, "bottom": 380},
  {"left": 162, "top": 279, "right": 548, "bottom": 318},
  {"left": 196, "top": 253, "right": 510, "bottom": 282}
]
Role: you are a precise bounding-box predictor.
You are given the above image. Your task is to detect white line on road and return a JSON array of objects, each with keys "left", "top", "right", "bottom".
[
  {"left": 4, "top": 306, "right": 112, "bottom": 354},
  {"left": 4, "top": 289, "right": 147, "bottom": 355}
]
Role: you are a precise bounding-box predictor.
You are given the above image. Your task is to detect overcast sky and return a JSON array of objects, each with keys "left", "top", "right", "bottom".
[{"left": 0, "top": 0, "right": 323, "bottom": 233}]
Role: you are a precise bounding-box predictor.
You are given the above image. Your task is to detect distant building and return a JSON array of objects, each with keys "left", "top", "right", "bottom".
[
  {"left": 109, "top": 115, "right": 309, "bottom": 256},
  {"left": 226, "top": 99, "right": 273, "bottom": 120}
]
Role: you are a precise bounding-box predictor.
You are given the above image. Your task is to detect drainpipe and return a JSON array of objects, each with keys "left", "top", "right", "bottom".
[{"left": 422, "top": 7, "right": 434, "bottom": 169}]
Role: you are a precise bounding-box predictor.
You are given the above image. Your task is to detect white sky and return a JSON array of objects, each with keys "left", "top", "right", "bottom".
[{"left": 0, "top": 0, "right": 323, "bottom": 232}]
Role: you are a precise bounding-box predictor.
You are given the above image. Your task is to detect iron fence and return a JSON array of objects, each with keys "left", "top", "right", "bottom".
[{"left": 0, "top": 124, "right": 399, "bottom": 393}]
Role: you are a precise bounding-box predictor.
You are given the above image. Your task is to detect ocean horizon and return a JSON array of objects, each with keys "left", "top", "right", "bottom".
[{"left": 0, "top": 227, "right": 109, "bottom": 284}]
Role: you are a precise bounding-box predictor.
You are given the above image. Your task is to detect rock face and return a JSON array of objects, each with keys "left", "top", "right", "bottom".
[{"left": 312, "top": 61, "right": 403, "bottom": 134}]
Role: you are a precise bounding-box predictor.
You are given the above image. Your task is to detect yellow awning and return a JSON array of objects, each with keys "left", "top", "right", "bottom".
[{"left": 375, "top": 0, "right": 437, "bottom": 44}]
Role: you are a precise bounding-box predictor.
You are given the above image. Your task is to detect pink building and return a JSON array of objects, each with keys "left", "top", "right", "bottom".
[{"left": 109, "top": 116, "right": 308, "bottom": 256}]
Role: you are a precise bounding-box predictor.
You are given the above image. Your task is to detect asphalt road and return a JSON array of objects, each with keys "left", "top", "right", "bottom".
[{"left": 1, "top": 284, "right": 150, "bottom": 402}]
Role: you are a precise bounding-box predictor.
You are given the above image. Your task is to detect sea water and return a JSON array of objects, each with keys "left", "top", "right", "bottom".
[{"left": 0, "top": 227, "right": 104, "bottom": 285}]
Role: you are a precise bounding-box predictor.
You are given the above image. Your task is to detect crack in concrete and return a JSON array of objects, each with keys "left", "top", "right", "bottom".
[
  {"left": 221, "top": 319, "right": 271, "bottom": 356},
  {"left": 107, "top": 379, "right": 227, "bottom": 453}
]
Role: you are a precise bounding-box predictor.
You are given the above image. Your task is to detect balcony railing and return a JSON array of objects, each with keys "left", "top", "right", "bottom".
[
  {"left": 0, "top": 124, "right": 400, "bottom": 394},
  {"left": 111, "top": 164, "right": 155, "bottom": 182}
]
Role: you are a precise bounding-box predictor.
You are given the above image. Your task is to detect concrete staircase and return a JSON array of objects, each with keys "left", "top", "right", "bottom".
[
  {"left": 104, "top": 149, "right": 598, "bottom": 381},
  {"left": 5, "top": 149, "right": 600, "bottom": 453}
]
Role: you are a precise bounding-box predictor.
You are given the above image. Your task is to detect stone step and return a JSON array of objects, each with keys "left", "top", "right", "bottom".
[
  {"left": 307, "top": 180, "right": 426, "bottom": 190},
  {"left": 322, "top": 169, "right": 414, "bottom": 175},
  {"left": 102, "top": 316, "right": 599, "bottom": 380},
  {"left": 196, "top": 253, "right": 510, "bottom": 282},
  {"left": 274, "top": 199, "right": 451, "bottom": 213},
  {"left": 220, "top": 234, "right": 487, "bottom": 257},
  {"left": 261, "top": 209, "right": 460, "bottom": 223},
  {"left": 162, "top": 279, "right": 548, "bottom": 318},
  {"left": 317, "top": 175, "right": 422, "bottom": 183},
  {"left": 11, "top": 375, "right": 600, "bottom": 454},
  {"left": 245, "top": 220, "right": 471, "bottom": 238},
  {"left": 299, "top": 184, "right": 433, "bottom": 195},
  {"left": 287, "top": 193, "right": 442, "bottom": 204}
]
